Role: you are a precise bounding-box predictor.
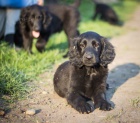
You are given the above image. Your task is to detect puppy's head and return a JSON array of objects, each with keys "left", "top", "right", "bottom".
[
  {"left": 20, "top": 5, "right": 51, "bottom": 38},
  {"left": 69, "top": 31, "right": 115, "bottom": 67}
]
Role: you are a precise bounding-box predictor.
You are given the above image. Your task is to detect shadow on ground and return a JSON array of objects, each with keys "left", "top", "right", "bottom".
[{"left": 107, "top": 63, "right": 140, "bottom": 105}]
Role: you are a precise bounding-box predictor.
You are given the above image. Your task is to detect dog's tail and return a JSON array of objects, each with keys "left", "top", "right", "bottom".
[{"left": 71, "top": 0, "right": 81, "bottom": 8}]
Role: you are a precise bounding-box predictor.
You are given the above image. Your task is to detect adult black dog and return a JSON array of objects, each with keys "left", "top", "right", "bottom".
[
  {"left": 92, "top": 3, "right": 119, "bottom": 25},
  {"left": 53, "top": 31, "right": 115, "bottom": 113},
  {"left": 45, "top": 0, "right": 80, "bottom": 47},
  {"left": 14, "top": 0, "right": 80, "bottom": 54}
]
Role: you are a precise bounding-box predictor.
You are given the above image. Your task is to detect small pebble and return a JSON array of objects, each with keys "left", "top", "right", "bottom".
[
  {"left": 0, "top": 110, "right": 5, "bottom": 116},
  {"left": 25, "top": 109, "right": 36, "bottom": 115},
  {"left": 42, "top": 91, "right": 47, "bottom": 94}
]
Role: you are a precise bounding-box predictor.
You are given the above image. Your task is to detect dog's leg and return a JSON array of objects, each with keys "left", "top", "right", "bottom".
[
  {"left": 66, "top": 92, "right": 94, "bottom": 114},
  {"left": 63, "top": 27, "right": 79, "bottom": 58},
  {"left": 36, "top": 37, "right": 47, "bottom": 52},
  {"left": 93, "top": 85, "right": 112, "bottom": 111},
  {"left": 92, "top": 11, "right": 98, "bottom": 20},
  {"left": 63, "top": 10, "right": 80, "bottom": 57},
  {"left": 23, "top": 35, "right": 33, "bottom": 54}
]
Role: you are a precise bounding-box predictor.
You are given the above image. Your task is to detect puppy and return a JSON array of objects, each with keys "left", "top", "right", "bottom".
[
  {"left": 53, "top": 31, "right": 115, "bottom": 113},
  {"left": 14, "top": 5, "right": 52, "bottom": 53}
]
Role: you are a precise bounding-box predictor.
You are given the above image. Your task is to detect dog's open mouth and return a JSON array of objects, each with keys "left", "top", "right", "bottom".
[{"left": 32, "top": 31, "right": 40, "bottom": 38}]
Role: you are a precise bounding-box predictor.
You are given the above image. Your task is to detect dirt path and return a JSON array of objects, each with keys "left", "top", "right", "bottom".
[{"left": 1, "top": 6, "right": 140, "bottom": 123}]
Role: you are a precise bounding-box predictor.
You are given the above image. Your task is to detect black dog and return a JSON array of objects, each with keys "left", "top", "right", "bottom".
[
  {"left": 14, "top": 0, "right": 80, "bottom": 54},
  {"left": 45, "top": 0, "right": 80, "bottom": 47},
  {"left": 92, "top": 3, "right": 119, "bottom": 25},
  {"left": 53, "top": 31, "right": 115, "bottom": 113},
  {"left": 14, "top": 5, "right": 52, "bottom": 53}
]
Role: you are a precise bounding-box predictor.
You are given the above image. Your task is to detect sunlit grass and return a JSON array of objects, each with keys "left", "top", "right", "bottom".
[{"left": 0, "top": 43, "right": 64, "bottom": 100}]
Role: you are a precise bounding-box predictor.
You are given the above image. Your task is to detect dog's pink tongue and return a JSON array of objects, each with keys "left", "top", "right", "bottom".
[{"left": 32, "top": 31, "right": 40, "bottom": 38}]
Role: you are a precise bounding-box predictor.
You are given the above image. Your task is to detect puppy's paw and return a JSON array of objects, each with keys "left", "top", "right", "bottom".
[
  {"left": 76, "top": 101, "right": 94, "bottom": 114},
  {"left": 99, "top": 101, "right": 112, "bottom": 111}
]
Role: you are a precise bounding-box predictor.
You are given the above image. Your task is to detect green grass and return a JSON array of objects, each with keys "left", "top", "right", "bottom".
[
  {"left": 104, "top": 108, "right": 124, "bottom": 121},
  {"left": 129, "top": 97, "right": 140, "bottom": 108},
  {"left": 0, "top": 1, "right": 139, "bottom": 101},
  {"left": 0, "top": 42, "right": 65, "bottom": 100}
]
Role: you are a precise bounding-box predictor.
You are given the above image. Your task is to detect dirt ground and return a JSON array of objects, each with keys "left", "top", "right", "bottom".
[{"left": 1, "top": 6, "right": 140, "bottom": 123}]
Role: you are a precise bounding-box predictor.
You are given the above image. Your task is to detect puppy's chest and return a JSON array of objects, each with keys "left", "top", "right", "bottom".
[
  {"left": 82, "top": 68, "right": 106, "bottom": 96},
  {"left": 84, "top": 73, "right": 100, "bottom": 89}
]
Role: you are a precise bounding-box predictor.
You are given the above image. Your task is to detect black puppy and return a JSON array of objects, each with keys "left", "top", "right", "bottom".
[
  {"left": 92, "top": 3, "right": 119, "bottom": 25},
  {"left": 14, "top": 5, "right": 51, "bottom": 53},
  {"left": 53, "top": 31, "right": 115, "bottom": 113}
]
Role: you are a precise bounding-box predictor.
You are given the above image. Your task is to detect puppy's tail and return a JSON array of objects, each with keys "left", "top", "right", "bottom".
[{"left": 71, "top": 0, "right": 81, "bottom": 8}]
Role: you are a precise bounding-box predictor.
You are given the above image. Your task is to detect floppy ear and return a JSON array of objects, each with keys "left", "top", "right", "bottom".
[
  {"left": 42, "top": 10, "right": 52, "bottom": 29},
  {"left": 100, "top": 38, "right": 115, "bottom": 67},
  {"left": 20, "top": 7, "right": 30, "bottom": 29},
  {"left": 69, "top": 37, "right": 83, "bottom": 67}
]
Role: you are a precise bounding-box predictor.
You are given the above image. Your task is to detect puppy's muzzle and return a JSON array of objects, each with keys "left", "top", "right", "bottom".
[{"left": 83, "top": 52, "right": 96, "bottom": 66}]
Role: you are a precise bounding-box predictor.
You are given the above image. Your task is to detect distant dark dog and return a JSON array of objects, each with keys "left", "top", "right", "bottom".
[
  {"left": 14, "top": 0, "right": 80, "bottom": 54},
  {"left": 92, "top": 3, "right": 119, "bottom": 25},
  {"left": 53, "top": 31, "right": 115, "bottom": 113}
]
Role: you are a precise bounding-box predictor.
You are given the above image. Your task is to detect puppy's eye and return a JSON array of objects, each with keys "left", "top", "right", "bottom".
[
  {"left": 80, "top": 43, "right": 85, "bottom": 48},
  {"left": 38, "top": 15, "right": 42, "bottom": 19},
  {"left": 92, "top": 42, "right": 99, "bottom": 48},
  {"left": 94, "top": 43, "right": 99, "bottom": 48}
]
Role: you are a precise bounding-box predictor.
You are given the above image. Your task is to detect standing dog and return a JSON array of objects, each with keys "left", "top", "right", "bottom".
[{"left": 53, "top": 31, "right": 115, "bottom": 113}]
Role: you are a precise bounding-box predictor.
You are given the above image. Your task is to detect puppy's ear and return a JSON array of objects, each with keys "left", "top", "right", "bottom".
[
  {"left": 20, "top": 7, "right": 30, "bottom": 28},
  {"left": 100, "top": 38, "right": 115, "bottom": 67},
  {"left": 42, "top": 9, "right": 52, "bottom": 29},
  {"left": 69, "top": 37, "right": 83, "bottom": 67}
]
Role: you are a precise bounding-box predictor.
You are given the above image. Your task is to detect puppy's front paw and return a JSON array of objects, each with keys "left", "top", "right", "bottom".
[
  {"left": 76, "top": 101, "right": 94, "bottom": 114},
  {"left": 99, "top": 101, "right": 112, "bottom": 111}
]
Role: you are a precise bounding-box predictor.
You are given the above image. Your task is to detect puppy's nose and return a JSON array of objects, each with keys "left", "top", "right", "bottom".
[
  {"left": 85, "top": 53, "right": 93, "bottom": 60},
  {"left": 34, "top": 26, "right": 40, "bottom": 31},
  {"left": 86, "top": 55, "right": 93, "bottom": 60}
]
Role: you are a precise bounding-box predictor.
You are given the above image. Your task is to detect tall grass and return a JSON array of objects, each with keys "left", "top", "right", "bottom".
[
  {"left": 0, "top": 1, "right": 139, "bottom": 101},
  {"left": 0, "top": 42, "right": 65, "bottom": 100}
]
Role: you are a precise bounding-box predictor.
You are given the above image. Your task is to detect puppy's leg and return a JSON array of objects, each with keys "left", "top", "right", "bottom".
[
  {"left": 36, "top": 37, "right": 47, "bottom": 52},
  {"left": 66, "top": 92, "right": 94, "bottom": 114},
  {"left": 63, "top": 28, "right": 79, "bottom": 58},
  {"left": 93, "top": 85, "right": 112, "bottom": 111},
  {"left": 23, "top": 36, "right": 33, "bottom": 54}
]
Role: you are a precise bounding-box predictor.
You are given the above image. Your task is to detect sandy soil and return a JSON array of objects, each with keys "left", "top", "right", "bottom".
[{"left": 0, "top": 6, "right": 140, "bottom": 123}]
